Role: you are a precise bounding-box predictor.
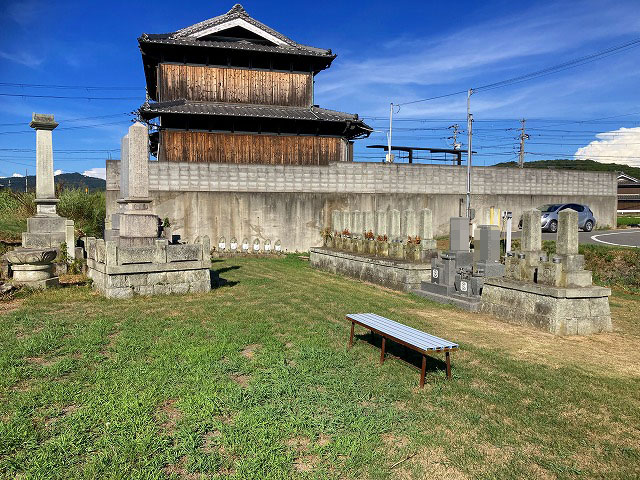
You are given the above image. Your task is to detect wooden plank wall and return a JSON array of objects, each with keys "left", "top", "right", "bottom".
[
  {"left": 160, "top": 131, "right": 345, "bottom": 165},
  {"left": 158, "top": 64, "right": 313, "bottom": 107}
]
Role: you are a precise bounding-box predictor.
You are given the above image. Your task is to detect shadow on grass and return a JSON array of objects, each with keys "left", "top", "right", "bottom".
[
  {"left": 210, "top": 265, "right": 240, "bottom": 289},
  {"left": 355, "top": 332, "right": 448, "bottom": 374}
]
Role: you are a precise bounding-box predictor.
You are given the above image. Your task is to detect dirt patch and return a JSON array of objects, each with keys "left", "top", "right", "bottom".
[
  {"left": 25, "top": 356, "right": 59, "bottom": 367},
  {"left": 285, "top": 342, "right": 294, "bottom": 349},
  {"left": 163, "top": 456, "right": 199, "bottom": 480},
  {"left": 230, "top": 373, "right": 250, "bottom": 388},
  {"left": 58, "top": 274, "right": 89, "bottom": 286},
  {"left": 156, "top": 398, "right": 182, "bottom": 433},
  {"left": 395, "top": 445, "right": 468, "bottom": 479},
  {"left": 240, "top": 343, "right": 261, "bottom": 359},
  {"left": 45, "top": 404, "right": 79, "bottom": 426},
  {"left": 382, "top": 433, "right": 410, "bottom": 449},
  {"left": 286, "top": 435, "right": 319, "bottom": 472},
  {"left": 202, "top": 430, "right": 221, "bottom": 454},
  {"left": 0, "top": 298, "right": 23, "bottom": 315},
  {"left": 316, "top": 434, "right": 331, "bottom": 447},
  {"left": 286, "top": 436, "right": 311, "bottom": 450},
  {"left": 10, "top": 379, "right": 33, "bottom": 392},
  {"left": 100, "top": 331, "right": 120, "bottom": 358},
  {"left": 293, "top": 455, "right": 319, "bottom": 472},
  {"left": 406, "top": 300, "right": 640, "bottom": 378}
]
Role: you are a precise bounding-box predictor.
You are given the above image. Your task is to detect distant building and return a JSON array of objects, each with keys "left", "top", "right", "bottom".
[
  {"left": 137, "top": 4, "right": 372, "bottom": 165},
  {"left": 617, "top": 172, "right": 640, "bottom": 211}
]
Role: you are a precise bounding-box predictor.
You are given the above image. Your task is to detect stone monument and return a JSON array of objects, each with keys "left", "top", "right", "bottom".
[
  {"left": 482, "top": 209, "right": 611, "bottom": 335},
  {"left": 21, "top": 113, "right": 75, "bottom": 257},
  {"left": 86, "top": 123, "right": 211, "bottom": 298},
  {"left": 414, "top": 217, "right": 506, "bottom": 310}
]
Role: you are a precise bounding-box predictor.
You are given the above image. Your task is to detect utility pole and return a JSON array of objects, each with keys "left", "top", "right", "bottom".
[
  {"left": 448, "top": 124, "right": 461, "bottom": 165},
  {"left": 518, "top": 118, "right": 529, "bottom": 168},
  {"left": 25, "top": 169, "right": 28, "bottom": 192},
  {"left": 466, "top": 89, "right": 474, "bottom": 219},
  {"left": 386, "top": 102, "right": 394, "bottom": 163}
]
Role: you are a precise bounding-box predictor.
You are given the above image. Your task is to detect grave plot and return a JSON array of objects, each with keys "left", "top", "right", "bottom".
[
  {"left": 482, "top": 208, "right": 612, "bottom": 335},
  {"left": 310, "top": 208, "right": 437, "bottom": 291}
]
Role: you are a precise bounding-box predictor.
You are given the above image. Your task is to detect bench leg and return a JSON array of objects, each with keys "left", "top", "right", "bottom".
[
  {"left": 420, "top": 355, "right": 426, "bottom": 388},
  {"left": 380, "top": 337, "right": 386, "bottom": 364},
  {"left": 445, "top": 351, "right": 451, "bottom": 379},
  {"left": 348, "top": 322, "right": 354, "bottom": 349}
]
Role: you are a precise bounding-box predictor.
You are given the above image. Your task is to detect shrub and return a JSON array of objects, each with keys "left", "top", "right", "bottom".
[{"left": 58, "top": 188, "right": 105, "bottom": 238}]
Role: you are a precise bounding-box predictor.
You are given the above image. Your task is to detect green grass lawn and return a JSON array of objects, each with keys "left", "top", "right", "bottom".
[
  {"left": 1, "top": 256, "right": 639, "bottom": 479},
  {"left": 617, "top": 216, "right": 640, "bottom": 227}
]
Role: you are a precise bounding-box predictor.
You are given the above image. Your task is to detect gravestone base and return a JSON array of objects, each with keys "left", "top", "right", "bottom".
[
  {"left": 412, "top": 281, "right": 482, "bottom": 312},
  {"left": 481, "top": 278, "right": 612, "bottom": 335},
  {"left": 85, "top": 237, "right": 212, "bottom": 299},
  {"left": 309, "top": 247, "right": 432, "bottom": 292},
  {"left": 22, "top": 215, "right": 75, "bottom": 258}
]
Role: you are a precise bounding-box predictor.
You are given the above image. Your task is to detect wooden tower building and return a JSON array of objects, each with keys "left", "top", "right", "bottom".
[{"left": 138, "top": 4, "right": 372, "bottom": 165}]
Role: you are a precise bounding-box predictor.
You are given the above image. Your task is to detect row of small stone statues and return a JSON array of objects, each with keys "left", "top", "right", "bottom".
[
  {"left": 216, "top": 237, "right": 282, "bottom": 254},
  {"left": 331, "top": 208, "right": 436, "bottom": 249}
]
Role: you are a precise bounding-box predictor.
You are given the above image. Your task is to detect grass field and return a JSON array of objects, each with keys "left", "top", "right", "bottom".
[
  {"left": 1, "top": 256, "right": 639, "bottom": 479},
  {"left": 617, "top": 216, "right": 640, "bottom": 227}
]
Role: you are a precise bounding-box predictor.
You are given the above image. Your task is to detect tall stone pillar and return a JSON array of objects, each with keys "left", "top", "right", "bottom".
[
  {"left": 22, "top": 113, "right": 75, "bottom": 258},
  {"left": 29, "top": 114, "right": 59, "bottom": 216},
  {"left": 521, "top": 209, "right": 542, "bottom": 252},
  {"left": 116, "top": 123, "right": 159, "bottom": 246},
  {"left": 557, "top": 209, "right": 579, "bottom": 255}
]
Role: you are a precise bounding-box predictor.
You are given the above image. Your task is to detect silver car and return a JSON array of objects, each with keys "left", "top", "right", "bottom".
[
  {"left": 518, "top": 203, "right": 597, "bottom": 232},
  {"left": 537, "top": 203, "right": 596, "bottom": 232}
]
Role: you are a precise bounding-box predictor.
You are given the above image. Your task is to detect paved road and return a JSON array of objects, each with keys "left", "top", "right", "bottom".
[{"left": 511, "top": 228, "right": 640, "bottom": 248}]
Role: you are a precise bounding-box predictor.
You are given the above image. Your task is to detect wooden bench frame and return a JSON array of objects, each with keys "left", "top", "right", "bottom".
[{"left": 346, "top": 314, "right": 458, "bottom": 387}]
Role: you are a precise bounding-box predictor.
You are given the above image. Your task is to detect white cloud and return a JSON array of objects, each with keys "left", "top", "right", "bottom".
[
  {"left": 82, "top": 168, "right": 106, "bottom": 180},
  {"left": 574, "top": 127, "right": 640, "bottom": 167},
  {"left": 316, "top": 2, "right": 640, "bottom": 116},
  {"left": 54, "top": 169, "right": 64, "bottom": 176},
  {"left": 0, "top": 50, "right": 43, "bottom": 68},
  {"left": 11, "top": 173, "right": 24, "bottom": 178}
]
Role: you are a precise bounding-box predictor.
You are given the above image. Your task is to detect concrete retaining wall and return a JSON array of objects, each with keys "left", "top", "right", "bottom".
[{"left": 106, "top": 161, "right": 618, "bottom": 252}]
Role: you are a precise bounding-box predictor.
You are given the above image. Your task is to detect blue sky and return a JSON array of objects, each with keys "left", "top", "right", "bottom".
[{"left": 1, "top": 0, "right": 639, "bottom": 178}]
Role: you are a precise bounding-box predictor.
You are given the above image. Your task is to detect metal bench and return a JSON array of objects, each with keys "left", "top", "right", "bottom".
[{"left": 346, "top": 313, "right": 458, "bottom": 387}]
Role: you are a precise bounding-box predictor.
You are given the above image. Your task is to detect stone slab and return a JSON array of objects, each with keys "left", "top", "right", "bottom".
[
  {"left": 309, "top": 247, "right": 431, "bottom": 292},
  {"left": 412, "top": 285, "right": 482, "bottom": 312}
]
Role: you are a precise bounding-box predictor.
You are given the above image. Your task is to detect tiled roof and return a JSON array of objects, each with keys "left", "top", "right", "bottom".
[
  {"left": 139, "top": 100, "right": 371, "bottom": 126},
  {"left": 139, "top": 4, "right": 333, "bottom": 58},
  {"left": 139, "top": 35, "right": 332, "bottom": 58}
]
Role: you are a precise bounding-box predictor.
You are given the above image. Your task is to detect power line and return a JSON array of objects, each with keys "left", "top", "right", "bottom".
[
  {"left": 0, "top": 92, "right": 142, "bottom": 100},
  {"left": 395, "top": 37, "right": 640, "bottom": 106},
  {"left": 0, "top": 82, "right": 140, "bottom": 91},
  {"left": 0, "top": 120, "right": 132, "bottom": 135},
  {"left": 0, "top": 112, "right": 130, "bottom": 127}
]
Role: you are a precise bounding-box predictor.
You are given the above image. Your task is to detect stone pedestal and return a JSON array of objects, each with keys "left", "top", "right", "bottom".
[
  {"left": 481, "top": 278, "right": 611, "bottom": 335},
  {"left": 86, "top": 236, "right": 211, "bottom": 298},
  {"left": 6, "top": 247, "right": 58, "bottom": 289}
]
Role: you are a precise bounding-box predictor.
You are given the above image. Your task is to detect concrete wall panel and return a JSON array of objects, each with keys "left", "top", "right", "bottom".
[{"left": 105, "top": 161, "right": 617, "bottom": 252}]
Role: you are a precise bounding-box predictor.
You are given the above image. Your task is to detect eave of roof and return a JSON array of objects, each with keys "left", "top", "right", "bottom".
[
  {"left": 139, "top": 100, "right": 372, "bottom": 129},
  {"left": 138, "top": 35, "right": 334, "bottom": 59}
]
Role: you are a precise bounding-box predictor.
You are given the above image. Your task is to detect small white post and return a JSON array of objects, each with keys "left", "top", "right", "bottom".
[{"left": 506, "top": 214, "right": 513, "bottom": 253}]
